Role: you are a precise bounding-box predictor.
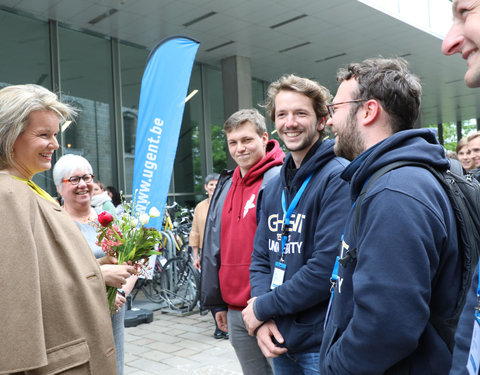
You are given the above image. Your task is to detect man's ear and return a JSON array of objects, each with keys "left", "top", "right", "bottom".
[
  {"left": 262, "top": 132, "right": 269, "bottom": 145},
  {"left": 316, "top": 116, "right": 327, "bottom": 132},
  {"left": 362, "top": 99, "right": 381, "bottom": 126}
]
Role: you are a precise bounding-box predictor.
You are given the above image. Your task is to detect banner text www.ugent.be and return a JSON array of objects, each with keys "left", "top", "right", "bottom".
[{"left": 137, "top": 118, "right": 163, "bottom": 211}]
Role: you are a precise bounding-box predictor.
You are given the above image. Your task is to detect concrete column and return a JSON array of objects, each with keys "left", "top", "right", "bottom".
[
  {"left": 221, "top": 55, "right": 253, "bottom": 169},
  {"left": 221, "top": 55, "right": 253, "bottom": 117}
]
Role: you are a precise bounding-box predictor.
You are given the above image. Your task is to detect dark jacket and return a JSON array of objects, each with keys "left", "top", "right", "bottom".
[
  {"left": 250, "top": 139, "right": 350, "bottom": 353},
  {"left": 320, "top": 129, "right": 462, "bottom": 375},
  {"left": 200, "top": 140, "right": 284, "bottom": 309}
]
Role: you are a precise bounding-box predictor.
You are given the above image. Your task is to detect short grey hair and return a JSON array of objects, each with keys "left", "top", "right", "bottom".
[
  {"left": 204, "top": 173, "right": 220, "bottom": 185},
  {"left": 224, "top": 108, "right": 267, "bottom": 136},
  {"left": 53, "top": 154, "right": 93, "bottom": 192},
  {"left": 0, "top": 84, "right": 76, "bottom": 170}
]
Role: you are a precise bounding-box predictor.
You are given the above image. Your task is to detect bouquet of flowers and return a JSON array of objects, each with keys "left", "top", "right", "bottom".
[{"left": 96, "top": 202, "right": 163, "bottom": 313}]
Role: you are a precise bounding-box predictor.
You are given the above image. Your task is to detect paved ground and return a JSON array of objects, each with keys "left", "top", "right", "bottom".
[{"left": 124, "top": 306, "right": 243, "bottom": 374}]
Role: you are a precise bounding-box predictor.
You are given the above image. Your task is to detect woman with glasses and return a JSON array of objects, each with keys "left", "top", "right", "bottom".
[
  {"left": 0, "top": 84, "right": 118, "bottom": 373},
  {"left": 53, "top": 153, "right": 136, "bottom": 375}
]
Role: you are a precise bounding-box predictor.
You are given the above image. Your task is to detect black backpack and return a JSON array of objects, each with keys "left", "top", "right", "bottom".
[{"left": 350, "top": 160, "right": 480, "bottom": 352}]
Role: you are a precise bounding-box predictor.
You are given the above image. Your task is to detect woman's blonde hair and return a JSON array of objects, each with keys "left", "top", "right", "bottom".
[{"left": 0, "top": 84, "right": 76, "bottom": 169}]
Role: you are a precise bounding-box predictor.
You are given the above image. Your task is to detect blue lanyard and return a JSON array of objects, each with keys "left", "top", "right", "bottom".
[{"left": 280, "top": 173, "right": 313, "bottom": 261}]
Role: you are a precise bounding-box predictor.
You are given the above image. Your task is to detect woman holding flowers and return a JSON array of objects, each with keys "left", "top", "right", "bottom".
[
  {"left": 0, "top": 84, "right": 117, "bottom": 374},
  {"left": 53, "top": 153, "right": 136, "bottom": 375}
]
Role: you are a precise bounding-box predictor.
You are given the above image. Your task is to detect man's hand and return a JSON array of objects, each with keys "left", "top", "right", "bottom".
[
  {"left": 215, "top": 310, "right": 228, "bottom": 332},
  {"left": 242, "top": 297, "right": 263, "bottom": 335},
  {"left": 256, "top": 320, "right": 288, "bottom": 358}
]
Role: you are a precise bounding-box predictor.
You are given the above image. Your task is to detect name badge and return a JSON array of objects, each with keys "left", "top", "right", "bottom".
[
  {"left": 270, "top": 261, "right": 286, "bottom": 290},
  {"left": 467, "top": 319, "right": 480, "bottom": 375}
]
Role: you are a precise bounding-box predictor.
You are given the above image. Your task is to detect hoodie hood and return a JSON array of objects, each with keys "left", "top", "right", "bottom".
[
  {"left": 342, "top": 128, "right": 448, "bottom": 199},
  {"left": 281, "top": 138, "right": 339, "bottom": 195},
  {"left": 234, "top": 139, "right": 285, "bottom": 186}
]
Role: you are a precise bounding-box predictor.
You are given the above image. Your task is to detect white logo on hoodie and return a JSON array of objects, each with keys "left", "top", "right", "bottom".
[{"left": 243, "top": 194, "right": 256, "bottom": 218}]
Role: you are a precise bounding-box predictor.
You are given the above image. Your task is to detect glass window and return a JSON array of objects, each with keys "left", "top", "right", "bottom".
[
  {"left": 58, "top": 27, "right": 115, "bottom": 190},
  {"left": 119, "top": 42, "right": 150, "bottom": 196},
  {"left": 252, "top": 78, "right": 265, "bottom": 112},
  {"left": 0, "top": 10, "right": 53, "bottom": 192},
  {"left": 252, "top": 78, "right": 276, "bottom": 133},
  {"left": 206, "top": 66, "right": 227, "bottom": 175},
  {"left": 171, "top": 64, "right": 203, "bottom": 208}
]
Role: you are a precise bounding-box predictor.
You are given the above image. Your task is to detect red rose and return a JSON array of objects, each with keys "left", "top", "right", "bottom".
[{"left": 98, "top": 211, "right": 114, "bottom": 227}]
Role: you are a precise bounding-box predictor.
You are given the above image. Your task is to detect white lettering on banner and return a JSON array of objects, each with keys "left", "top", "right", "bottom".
[{"left": 136, "top": 118, "right": 164, "bottom": 211}]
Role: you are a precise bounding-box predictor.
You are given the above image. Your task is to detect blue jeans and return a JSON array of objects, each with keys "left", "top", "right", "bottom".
[{"left": 274, "top": 351, "right": 320, "bottom": 375}]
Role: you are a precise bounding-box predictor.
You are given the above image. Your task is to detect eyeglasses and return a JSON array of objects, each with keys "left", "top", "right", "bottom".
[
  {"left": 326, "top": 99, "right": 368, "bottom": 118},
  {"left": 62, "top": 174, "right": 95, "bottom": 185}
]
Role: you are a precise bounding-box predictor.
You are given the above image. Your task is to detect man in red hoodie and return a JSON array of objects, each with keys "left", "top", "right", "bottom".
[{"left": 200, "top": 108, "right": 285, "bottom": 374}]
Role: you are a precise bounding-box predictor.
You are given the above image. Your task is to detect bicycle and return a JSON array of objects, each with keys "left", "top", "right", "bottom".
[
  {"left": 132, "top": 246, "right": 200, "bottom": 312},
  {"left": 163, "top": 202, "right": 193, "bottom": 253}
]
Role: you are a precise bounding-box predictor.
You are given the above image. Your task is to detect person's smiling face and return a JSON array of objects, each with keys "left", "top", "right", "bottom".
[
  {"left": 274, "top": 90, "right": 322, "bottom": 163},
  {"left": 11, "top": 110, "right": 59, "bottom": 179},
  {"left": 442, "top": 0, "right": 480, "bottom": 88},
  {"left": 61, "top": 169, "right": 94, "bottom": 208}
]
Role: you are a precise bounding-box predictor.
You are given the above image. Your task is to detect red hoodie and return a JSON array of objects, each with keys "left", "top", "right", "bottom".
[{"left": 219, "top": 140, "right": 284, "bottom": 310}]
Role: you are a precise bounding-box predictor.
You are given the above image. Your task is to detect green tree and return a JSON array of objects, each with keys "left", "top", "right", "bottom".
[
  {"left": 211, "top": 124, "right": 227, "bottom": 171},
  {"left": 426, "top": 120, "right": 477, "bottom": 152}
]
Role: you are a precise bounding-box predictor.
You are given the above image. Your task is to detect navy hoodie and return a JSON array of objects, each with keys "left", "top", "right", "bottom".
[
  {"left": 250, "top": 138, "right": 350, "bottom": 353},
  {"left": 320, "top": 129, "right": 462, "bottom": 375}
]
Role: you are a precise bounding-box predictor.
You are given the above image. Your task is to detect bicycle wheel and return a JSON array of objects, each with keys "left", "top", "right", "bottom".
[
  {"left": 160, "top": 256, "right": 200, "bottom": 311},
  {"left": 143, "top": 258, "right": 168, "bottom": 304}
]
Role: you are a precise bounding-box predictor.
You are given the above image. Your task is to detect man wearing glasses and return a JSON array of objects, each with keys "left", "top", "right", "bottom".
[
  {"left": 319, "top": 57, "right": 461, "bottom": 374},
  {"left": 242, "top": 74, "right": 350, "bottom": 374}
]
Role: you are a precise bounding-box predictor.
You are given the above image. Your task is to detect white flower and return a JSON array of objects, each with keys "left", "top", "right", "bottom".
[
  {"left": 139, "top": 212, "right": 150, "bottom": 226},
  {"left": 130, "top": 217, "right": 139, "bottom": 227},
  {"left": 149, "top": 207, "right": 160, "bottom": 218}
]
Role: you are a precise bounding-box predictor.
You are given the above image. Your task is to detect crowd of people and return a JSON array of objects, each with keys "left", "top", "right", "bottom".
[{"left": 1, "top": 0, "right": 479, "bottom": 374}]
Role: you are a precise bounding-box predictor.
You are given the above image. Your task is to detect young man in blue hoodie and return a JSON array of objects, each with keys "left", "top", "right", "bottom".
[
  {"left": 319, "top": 57, "right": 462, "bottom": 375},
  {"left": 242, "top": 74, "right": 350, "bottom": 374}
]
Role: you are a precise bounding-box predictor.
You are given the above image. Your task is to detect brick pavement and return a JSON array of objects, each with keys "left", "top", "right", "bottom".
[{"left": 124, "top": 310, "right": 243, "bottom": 374}]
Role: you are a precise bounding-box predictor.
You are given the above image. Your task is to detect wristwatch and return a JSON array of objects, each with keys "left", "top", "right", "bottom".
[{"left": 117, "top": 289, "right": 126, "bottom": 297}]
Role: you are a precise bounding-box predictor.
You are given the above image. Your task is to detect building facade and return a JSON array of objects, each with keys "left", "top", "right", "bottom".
[{"left": 0, "top": 7, "right": 271, "bottom": 207}]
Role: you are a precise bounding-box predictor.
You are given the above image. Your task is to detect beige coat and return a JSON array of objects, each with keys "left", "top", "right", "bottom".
[
  {"left": 188, "top": 198, "right": 210, "bottom": 248},
  {"left": 0, "top": 173, "right": 117, "bottom": 374}
]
